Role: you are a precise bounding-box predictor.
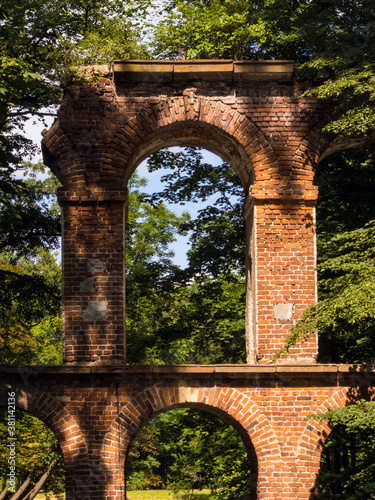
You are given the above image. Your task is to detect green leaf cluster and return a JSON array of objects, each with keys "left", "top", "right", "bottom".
[
  {"left": 308, "top": 401, "right": 375, "bottom": 499},
  {"left": 147, "top": 148, "right": 245, "bottom": 277},
  {"left": 126, "top": 408, "right": 251, "bottom": 499}
]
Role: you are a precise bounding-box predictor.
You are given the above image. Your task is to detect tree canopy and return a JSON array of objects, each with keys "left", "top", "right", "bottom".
[
  {"left": 151, "top": 0, "right": 375, "bottom": 139},
  {"left": 0, "top": 0, "right": 149, "bottom": 231},
  {"left": 126, "top": 408, "right": 251, "bottom": 499}
]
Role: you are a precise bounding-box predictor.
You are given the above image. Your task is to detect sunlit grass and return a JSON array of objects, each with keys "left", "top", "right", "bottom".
[
  {"left": 126, "top": 490, "right": 212, "bottom": 500},
  {"left": 34, "top": 489, "right": 212, "bottom": 500},
  {"left": 35, "top": 495, "right": 64, "bottom": 499}
]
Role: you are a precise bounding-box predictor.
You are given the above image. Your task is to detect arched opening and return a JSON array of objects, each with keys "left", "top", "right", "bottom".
[
  {"left": 122, "top": 121, "right": 254, "bottom": 190},
  {"left": 124, "top": 127, "right": 256, "bottom": 364},
  {"left": 125, "top": 406, "right": 257, "bottom": 500},
  {"left": 0, "top": 406, "right": 65, "bottom": 499},
  {"left": 318, "top": 423, "right": 356, "bottom": 498}
]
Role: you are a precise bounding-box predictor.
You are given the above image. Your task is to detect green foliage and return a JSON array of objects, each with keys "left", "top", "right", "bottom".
[
  {"left": 127, "top": 274, "right": 246, "bottom": 365},
  {"left": 305, "top": 65, "right": 375, "bottom": 139},
  {"left": 126, "top": 409, "right": 251, "bottom": 499},
  {"left": 127, "top": 424, "right": 164, "bottom": 490},
  {"left": 0, "top": 162, "right": 62, "bottom": 366},
  {"left": 0, "top": 162, "right": 61, "bottom": 257},
  {"left": 0, "top": 248, "right": 62, "bottom": 365},
  {"left": 0, "top": 409, "right": 64, "bottom": 496},
  {"left": 151, "top": 0, "right": 260, "bottom": 61},
  {"left": 147, "top": 148, "right": 245, "bottom": 277},
  {"left": 315, "top": 147, "right": 375, "bottom": 241},
  {"left": 126, "top": 153, "right": 246, "bottom": 365},
  {"left": 308, "top": 401, "right": 375, "bottom": 499},
  {"left": 63, "top": 17, "right": 149, "bottom": 68}
]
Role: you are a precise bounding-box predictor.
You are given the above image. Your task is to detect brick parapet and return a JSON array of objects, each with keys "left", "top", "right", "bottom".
[{"left": 2, "top": 364, "right": 373, "bottom": 386}]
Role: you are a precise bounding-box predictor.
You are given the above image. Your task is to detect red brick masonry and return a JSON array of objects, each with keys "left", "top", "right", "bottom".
[
  {"left": 1, "top": 365, "right": 374, "bottom": 499},
  {"left": 1, "top": 61, "right": 373, "bottom": 499}
]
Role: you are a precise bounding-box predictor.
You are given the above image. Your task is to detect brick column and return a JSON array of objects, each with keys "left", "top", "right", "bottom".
[
  {"left": 59, "top": 188, "right": 127, "bottom": 364},
  {"left": 252, "top": 193, "right": 318, "bottom": 363}
]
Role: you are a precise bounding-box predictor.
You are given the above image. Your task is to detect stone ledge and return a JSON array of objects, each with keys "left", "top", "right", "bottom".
[
  {"left": 1, "top": 364, "right": 374, "bottom": 388},
  {"left": 1, "top": 364, "right": 373, "bottom": 377},
  {"left": 112, "top": 60, "right": 294, "bottom": 83}
]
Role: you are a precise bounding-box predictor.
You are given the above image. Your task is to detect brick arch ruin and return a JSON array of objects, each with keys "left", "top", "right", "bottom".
[
  {"left": 101, "top": 384, "right": 281, "bottom": 499},
  {"left": 103, "top": 99, "right": 276, "bottom": 189},
  {"left": 41, "top": 61, "right": 328, "bottom": 366},
  {"left": 1, "top": 60, "right": 374, "bottom": 500}
]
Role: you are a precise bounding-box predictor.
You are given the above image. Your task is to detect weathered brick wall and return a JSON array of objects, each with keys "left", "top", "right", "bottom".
[
  {"left": 42, "top": 61, "right": 333, "bottom": 364},
  {"left": 2, "top": 366, "right": 374, "bottom": 500},
  {"left": 59, "top": 195, "right": 126, "bottom": 364}
]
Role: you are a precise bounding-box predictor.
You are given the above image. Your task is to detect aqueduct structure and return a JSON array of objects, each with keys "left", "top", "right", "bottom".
[{"left": 1, "top": 60, "right": 375, "bottom": 499}]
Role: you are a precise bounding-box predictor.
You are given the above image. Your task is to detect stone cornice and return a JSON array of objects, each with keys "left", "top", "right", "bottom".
[
  {"left": 112, "top": 60, "right": 294, "bottom": 83},
  {"left": 1, "top": 364, "right": 374, "bottom": 388}
]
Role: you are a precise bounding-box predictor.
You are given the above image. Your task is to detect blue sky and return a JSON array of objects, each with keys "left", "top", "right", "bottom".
[{"left": 137, "top": 148, "right": 223, "bottom": 268}]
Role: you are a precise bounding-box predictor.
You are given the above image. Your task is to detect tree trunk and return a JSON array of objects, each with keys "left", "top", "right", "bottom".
[
  {"left": 350, "top": 437, "right": 356, "bottom": 468},
  {"left": 8, "top": 474, "right": 32, "bottom": 500},
  {"left": 325, "top": 448, "right": 331, "bottom": 472},
  {"left": 343, "top": 444, "right": 349, "bottom": 469},
  {"left": 0, "top": 486, "right": 7, "bottom": 500},
  {"left": 21, "top": 459, "right": 57, "bottom": 500}
]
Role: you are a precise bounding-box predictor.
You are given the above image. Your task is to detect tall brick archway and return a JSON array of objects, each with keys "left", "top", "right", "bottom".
[
  {"left": 101, "top": 384, "right": 280, "bottom": 500},
  {"left": 42, "top": 60, "right": 327, "bottom": 365},
  {"left": 107, "top": 113, "right": 269, "bottom": 364}
]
